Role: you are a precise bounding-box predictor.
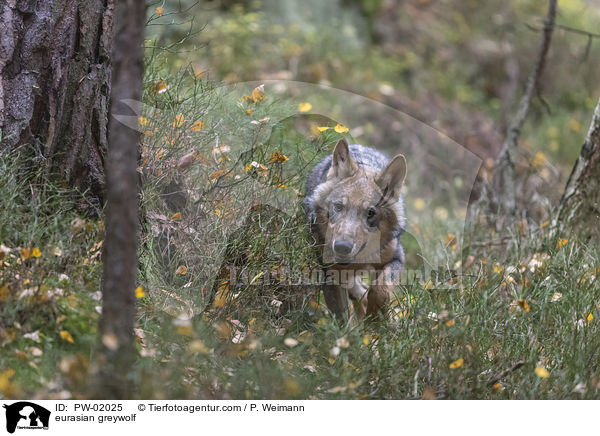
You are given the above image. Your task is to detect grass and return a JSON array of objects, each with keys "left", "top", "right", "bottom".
[{"left": 1, "top": 56, "right": 600, "bottom": 400}]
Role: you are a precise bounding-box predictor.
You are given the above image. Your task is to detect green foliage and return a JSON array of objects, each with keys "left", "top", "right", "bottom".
[
  {"left": 0, "top": 150, "right": 102, "bottom": 397},
  {"left": 3, "top": 0, "right": 600, "bottom": 400}
]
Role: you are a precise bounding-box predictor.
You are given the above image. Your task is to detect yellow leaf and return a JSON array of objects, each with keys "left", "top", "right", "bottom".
[
  {"left": 449, "top": 357, "right": 464, "bottom": 369},
  {"left": 135, "top": 286, "right": 145, "bottom": 299},
  {"left": 246, "top": 109, "right": 254, "bottom": 115},
  {"left": 249, "top": 272, "right": 265, "bottom": 285},
  {"left": 155, "top": 6, "right": 164, "bottom": 16},
  {"left": 317, "top": 126, "right": 330, "bottom": 132},
  {"left": 171, "top": 212, "right": 182, "bottom": 221},
  {"left": 569, "top": 119, "right": 581, "bottom": 132},
  {"left": 0, "top": 244, "right": 10, "bottom": 260},
  {"left": 557, "top": 238, "right": 568, "bottom": 247},
  {"left": 445, "top": 319, "right": 455, "bottom": 327},
  {"left": 532, "top": 152, "right": 546, "bottom": 168},
  {"left": 175, "top": 265, "right": 187, "bottom": 275},
  {"left": 176, "top": 325, "right": 194, "bottom": 336},
  {"left": 362, "top": 334, "right": 373, "bottom": 345},
  {"left": 172, "top": 113, "right": 184, "bottom": 127},
  {"left": 209, "top": 169, "right": 226, "bottom": 180},
  {"left": 423, "top": 280, "right": 434, "bottom": 290},
  {"left": 251, "top": 84, "right": 265, "bottom": 102},
  {"left": 298, "top": 102, "right": 312, "bottom": 113},
  {"left": 334, "top": 124, "right": 349, "bottom": 133},
  {"left": 0, "top": 284, "right": 10, "bottom": 302},
  {"left": 534, "top": 366, "right": 550, "bottom": 378},
  {"left": 413, "top": 198, "right": 426, "bottom": 211},
  {"left": 0, "top": 369, "right": 16, "bottom": 395},
  {"left": 20, "top": 248, "right": 32, "bottom": 259},
  {"left": 283, "top": 378, "right": 302, "bottom": 396},
  {"left": 516, "top": 299, "right": 530, "bottom": 313},
  {"left": 60, "top": 330, "right": 74, "bottom": 344},
  {"left": 153, "top": 80, "right": 168, "bottom": 94},
  {"left": 31, "top": 248, "right": 41, "bottom": 258},
  {"left": 541, "top": 221, "right": 549, "bottom": 228},
  {"left": 213, "top": 281, "right": 229, "bottom": 307},
  {"left": 189, "top": 340, "right": 210, "bottom": 354},
  {"left": 191, "top": 120, "right": 205, "bottom": 131},
  {"left": 269, "top": 151, "right": 289, "bottom": 163}
]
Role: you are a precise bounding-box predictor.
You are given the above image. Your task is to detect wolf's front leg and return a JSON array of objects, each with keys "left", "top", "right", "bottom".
[
  {"left": 366, "top": 284, "right": 392, "bottom": 317},
  {"left": 367, "top": 260, "right": 401, "bottom": 317},
  {"left": 322, "top": 283, "right": 350, "bottom": 321}
]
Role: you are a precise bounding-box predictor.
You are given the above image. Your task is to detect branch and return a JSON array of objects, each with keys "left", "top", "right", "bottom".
[
  {"left": 526, "top": 22, "right": 600, "bottom": 62},
  {"left": 487, "top": 360, "right": 527, "bottom": 387},
  {"left": 492, "top": 0, "right": 557, "bottom": 215}
]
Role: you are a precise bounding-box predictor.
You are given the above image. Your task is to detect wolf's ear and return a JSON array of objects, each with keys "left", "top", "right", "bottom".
[
  {"left": 376, "top": 154, "right": 406, "bottom": 200},
  {"left": 327, "top": 138, "right": 358, "bottom": 180}
]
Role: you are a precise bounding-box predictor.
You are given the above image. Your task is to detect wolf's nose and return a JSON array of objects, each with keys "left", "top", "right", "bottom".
[{"left": 333, "top": 240, "right": 353, "bottom": 256}]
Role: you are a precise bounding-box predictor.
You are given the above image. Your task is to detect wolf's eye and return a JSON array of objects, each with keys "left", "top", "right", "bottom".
[
  {"left": 333, "top": 202, "right": 344, "bottom": 212},
  {"left": 367, "top": 207, "right": 377, "bottom": 219}
]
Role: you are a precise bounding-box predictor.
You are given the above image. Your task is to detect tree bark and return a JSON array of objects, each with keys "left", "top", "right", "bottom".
[
  {"left": 0, "top": 0, "right": 112, "bottom": 211},
  {"left": 97, "top": 0, "right": 144, "bottom": 399},
  {"left": 556, "top": 98, "right": 600, "bottom": 241},
  {"left": 492, "top": 0, "right": 556, "bottom": 215}
]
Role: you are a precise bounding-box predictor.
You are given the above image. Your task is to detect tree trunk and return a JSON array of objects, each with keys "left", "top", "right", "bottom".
[
  {"left": 97, "top": 0, "right": 144, "bottom": 399},
  {"left": 0, "top": 0, "right": 113, "bottom": 211},
  {"left": 556, "top": 98, "right": 600, "bottom": 241}
]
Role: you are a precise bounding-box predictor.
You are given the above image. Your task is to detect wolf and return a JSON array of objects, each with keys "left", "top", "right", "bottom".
[{"left": 303, "top": 138, "right": 406, "bottom": 321}]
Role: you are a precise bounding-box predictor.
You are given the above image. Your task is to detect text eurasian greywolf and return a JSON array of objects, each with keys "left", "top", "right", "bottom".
[{"left": 303, "top": 138, "right": 407, "bottom": 321}]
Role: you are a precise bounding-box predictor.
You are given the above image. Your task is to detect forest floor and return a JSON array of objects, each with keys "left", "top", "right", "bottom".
[
  {"left": 2, "top": 1, "right": 600, "bottom": 400},
  {"left": 1, "top": 112, "right": 600, "bottom": 399}
]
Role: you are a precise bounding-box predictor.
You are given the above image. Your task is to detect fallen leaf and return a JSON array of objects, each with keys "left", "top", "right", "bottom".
[
  {"left": 251, "top": 84, "right": 265, "bottom": 102},
  {"left": 449, "top": 357, "right": 464, "bottom": 369},
  {"left": 557, "top": 238, "right": 568, "bottom": 248},
  {"left": 284, "top": 337, "right": 299, "bottom": 347},
  {"left": 153, "top": 80, "right": 168, "bottom": 94},
  {"left": 102, "top": 333, "right": 119, "bottom": 350},
  {"left": 298, "top": 102, "right": 312, "bottom": 112},
  {"left": 191, "top": 120, "right": 205, "bottom": 131},
  {"left": 516, "top": 299, "right": 530, "bottom": 313},
  {"left": 60, "top": 331, "right": 74, "bottom": 344},
  {"left": 269, "top": 151, "right": 289, "bottom": 163},
  {"left": 177, "top": 152, "right": 197, "bottom": 170},
  {"left": 135, "top": 286, "right": 145, "bottom": 299},
  {"left": 172, "top": 113, "right": 185, "bottom": 127},
  {"left": 334, "top": 124, "right": 349, "bottom": 133}
]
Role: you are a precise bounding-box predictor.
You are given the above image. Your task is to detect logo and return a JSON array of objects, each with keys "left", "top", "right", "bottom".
[{"left": 3, "top": 402, "right": 50, "bottom": 433}]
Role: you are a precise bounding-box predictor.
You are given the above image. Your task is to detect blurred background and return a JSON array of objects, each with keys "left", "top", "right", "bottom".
[{"left": 147, "top": 0, "right": 600, "bottom": 170}]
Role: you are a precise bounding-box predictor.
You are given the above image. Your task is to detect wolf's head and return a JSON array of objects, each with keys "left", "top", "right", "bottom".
[{"left": 314, "top": 138, "right": 406, "bottom": 265}]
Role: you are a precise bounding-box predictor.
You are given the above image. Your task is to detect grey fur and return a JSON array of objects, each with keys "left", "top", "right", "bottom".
[{"left": 303, "top": 144, "right": 405, "bottom": 231}]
